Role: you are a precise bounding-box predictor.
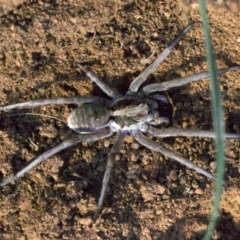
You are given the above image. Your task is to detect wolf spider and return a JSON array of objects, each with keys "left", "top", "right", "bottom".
[{"left": 0, "top": 23, "right": 240, "bottom": 218}]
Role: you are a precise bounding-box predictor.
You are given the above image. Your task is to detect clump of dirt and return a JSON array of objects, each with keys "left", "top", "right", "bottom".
[{"left": 0, "top": 0, "right": 240, "bottom": 239}]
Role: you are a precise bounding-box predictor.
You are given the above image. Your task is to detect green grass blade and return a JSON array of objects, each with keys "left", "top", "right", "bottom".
[{"left": 198, "top": 1, "right": 226, "bottom": 239}]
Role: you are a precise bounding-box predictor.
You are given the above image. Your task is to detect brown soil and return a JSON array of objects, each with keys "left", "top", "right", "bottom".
[{"left": 0, "top": 0, "right": 240, "bottom": 239}]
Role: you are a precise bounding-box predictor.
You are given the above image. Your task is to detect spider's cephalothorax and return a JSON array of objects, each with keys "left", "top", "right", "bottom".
[{"left": 0, "top": 23, "right": 240, "bottom": 219}]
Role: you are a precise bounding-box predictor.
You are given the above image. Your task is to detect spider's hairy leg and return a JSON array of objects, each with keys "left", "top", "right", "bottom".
[
  {"left": 0, "top": 128, "right": 113, "bottom": 187},
  {"left": 127, "top": 23, "right": 193, "bottom": 94},
  {"left": 0, "top": 96, "right": 108, "bottom": 111},
  {"left": 142, "top": 66, "right": 240, "bottom": 95},
  {"left": 144, "top": 126, "right": 240, "bottom": 139},
  {"left": 77, "top": 64, "right": 121, "bottom": 99},
  {"left": 94, "top": 131, "right": 126, "bottom": 220},
  {"left": 131, "top": 130, "right": 215, "bottom": 180}
]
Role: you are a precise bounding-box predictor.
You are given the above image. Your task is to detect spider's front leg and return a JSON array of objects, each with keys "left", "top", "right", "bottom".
[
  {"left": 142, "top": 66, "right": 240, "bottom": 95},
  {"left": 127, "top": 23, "right": 193, "bottom": 94},
  {"left": 77, "top": 64, "right": 122, "bottom": 99}
]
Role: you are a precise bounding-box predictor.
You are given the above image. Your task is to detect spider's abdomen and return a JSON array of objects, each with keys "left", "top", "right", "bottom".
[{"left": 67, "top": 103, "right": 111, "bottom": 131}]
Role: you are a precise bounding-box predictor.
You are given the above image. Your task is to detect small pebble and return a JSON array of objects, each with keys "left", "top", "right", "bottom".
[
  {"left": 191, "top": 181, "right": 199, "bottom": 189},
  {"left": 182, "top": 121, "right": 188, "bottom": 128},
  {"left": 68, "top": 200, "right": 76, "bottom": 209},
  {"left": 120, "top": 149, "right": 126, "bottom": 154},
  {"left": 115, "top": 153, "right": 121, "bottom": 161},
  {"left": 161, "top": 194, "right": 170, "bottom": 200},
  {"left": 210, "top": 161, "right": 216, "bottom": 170},
  {"left": 131, "top": 143, "right": 140, "bottom": 150},
  {"left": 195, "top": 188, "right": 203, "bottom": 195},
  {"left": 130, "top": 152, "right": 138, "bottom": 162},
  {"left": 142, "top": 155, "right": 151, "bottom": 166},
  {"left": 104, "top": 140, "right": 110, "bottom": 148}
]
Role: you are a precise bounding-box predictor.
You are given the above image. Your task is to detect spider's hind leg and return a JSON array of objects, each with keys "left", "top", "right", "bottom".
[
  {"left": 0, "top": 128, "right": 113, "bottom": 187},
  {"left": 94, "top": 131, "right": 126, "bottom": 220}
]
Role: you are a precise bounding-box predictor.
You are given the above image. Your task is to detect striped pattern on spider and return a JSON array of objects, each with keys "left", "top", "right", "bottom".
[{"left": 0, "top": 23, "right": 240, "bottom": 219}]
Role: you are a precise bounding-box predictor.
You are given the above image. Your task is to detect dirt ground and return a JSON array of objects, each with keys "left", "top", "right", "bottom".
[{"left": 0, "top": 0, "right": 240, "bottom": 239}]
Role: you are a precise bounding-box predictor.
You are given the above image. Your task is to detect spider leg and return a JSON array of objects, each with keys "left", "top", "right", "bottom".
[
  {"left": 0, "top": 96, "right": 108, "bottom": 111},
  {"left": 131, "top": 130, "right": 215, "bottom": 180},
  {"left": 94, "top": 131, "right": 126, "bottom": 219},
  {"left": 143, "top": 126, "right": 240, "bottom": 138},
  {"left": 77, "top": 64, "right": 122, "bottom": 99},
  {"left": 0, "top": 128, "right": 113, "bottom": 187},
  {"left": 142, "top": 66, "right": 240, "bottom": 95},
  {"left": 127, "top": 23, "right": 193, "bottom": 94}
]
